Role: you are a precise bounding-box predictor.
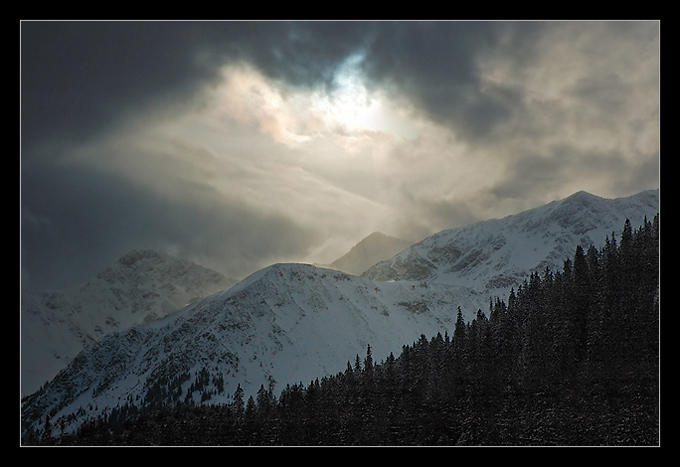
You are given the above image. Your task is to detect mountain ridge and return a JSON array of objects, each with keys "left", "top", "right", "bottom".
[
  {"left": 22, "top": 262, "right": 484, "bottom": 436},
  {"left": 363, "top": 189, "right": 659, "bottom": 296},
  {"left": 21, "top": 189, "right": 660, "bottom": 436},
  {"left": 21, "top": 249, "right": 237, "bottom": 397}
]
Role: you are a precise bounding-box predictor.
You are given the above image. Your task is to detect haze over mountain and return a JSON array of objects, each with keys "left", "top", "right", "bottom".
[
  {"left": 21, "top": 189, "right": 659, "bottom": 437},
  {"left": 21, "top": 250, "right": 236, "bottom": 397},
  {"left": 326, "top": 232, "right": 412, "bottom": 276}
]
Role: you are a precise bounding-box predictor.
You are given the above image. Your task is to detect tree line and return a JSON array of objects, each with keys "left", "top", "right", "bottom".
[{"left": 24, "top": 215, "right": 659, "bottom": 446}]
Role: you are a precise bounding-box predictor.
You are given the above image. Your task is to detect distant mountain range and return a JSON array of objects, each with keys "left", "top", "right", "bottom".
[
  {"left": 21, "top": 189, "right": 659, "bottom": 437},
  {"left": 21, "top": 250, "right": 236, "bottom": 397}
]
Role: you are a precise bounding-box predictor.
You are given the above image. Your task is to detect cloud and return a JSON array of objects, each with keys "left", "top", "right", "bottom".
[
  {"left": 21, "top": 135, "right": 321, "bottom": 288},
  {"left": 354, "top": 21, "right": 539, "bottom": 140},
  {"left": 21, "top": 22, "right": 223, "bottom": 154},
  {"left": 21, "top": 20, "right": 660, "bottom": 289},
  {"left": 479, "top": 21, "right": 659, "bottom": 199}
]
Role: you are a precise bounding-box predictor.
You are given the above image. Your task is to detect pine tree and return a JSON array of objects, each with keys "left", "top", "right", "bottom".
[
  {"left": 364, "top": 344, "right": 374, "bottom": 377},
  {"left": 232, "top": 384, "right": 244, "bottom": 416},
  {"left": 36, "top": 217, "right": 658, "bottom": 446},
  {"left": 571, "top": 244, "right": 590, "bottom": 360},
  {"left": 454, "top": 306, "right": 466, "bottom": 345}
]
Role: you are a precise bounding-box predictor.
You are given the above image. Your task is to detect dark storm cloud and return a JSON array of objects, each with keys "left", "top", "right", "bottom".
[
  {"left": 20, "top": 21, "right": 345, "bottom": 288},
  {"left": 21, "top": 21, "right": 375, "bottom": 138},
  {"left": 21, "top": 21, "right": 218, "bottom": 153},
  {"left": 21, "top": 20, "right": 659, "bottom": 289},
  {"left": 22, "top": 21, "right": 534, "bottom": 151},
  {"left": 211, "top": 20, "right": 539, "bottom": 141},
  {"left": 21, "top": 152, "right": 318, "bottom": 289},
  {"left": 358, "top": 21, "right": 544, "bottom": 140},
  {"left": 200, "top": 21, "right": 371, "bottom": 89}
]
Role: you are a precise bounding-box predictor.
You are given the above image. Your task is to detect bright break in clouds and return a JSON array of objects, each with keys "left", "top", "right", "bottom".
[{"left": 21, "top": 21, "right": 659, "bottom": 289}]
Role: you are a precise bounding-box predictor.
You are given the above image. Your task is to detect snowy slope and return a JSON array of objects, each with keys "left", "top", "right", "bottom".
[
  {"left": 327, "top": 232, "right": 412, "bottom": 276},
  {"left": 22, "top": 263, "right": 483, "bottom": 435},
  {"left": 21, "top": 189, "right": 659, "bottom": 436},
  {"left": 21, "top": 250, "right": 236, "bottom": 397},
  {"left": 364, "top": 189, "right": 659, "bottom": 298}
]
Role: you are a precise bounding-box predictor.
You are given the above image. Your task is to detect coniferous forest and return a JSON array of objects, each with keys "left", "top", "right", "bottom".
[{"left": 25, "top": 216, "right": 660, "bottom": 446}]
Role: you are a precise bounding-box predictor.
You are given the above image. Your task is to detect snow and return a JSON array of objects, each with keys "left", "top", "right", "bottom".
[
  {"left": 22, "top": 262, "right": 484, "bottom": 435},
  {"left": 364, "top": 189, "right": 659, "bottom": 299},
  {"left": 21, "top": 250, "right": 236, "bottom": 397},
  {"left": 21, "top": 189, "right": 659, "bottom": 436}
]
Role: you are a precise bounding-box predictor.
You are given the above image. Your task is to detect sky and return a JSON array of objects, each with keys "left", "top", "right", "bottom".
[{"left": 20, "top": 20, "right": 660, "bottom": 289}]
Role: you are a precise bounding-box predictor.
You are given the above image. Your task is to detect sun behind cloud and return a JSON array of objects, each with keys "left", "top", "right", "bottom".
[{"left": 208, "top": 53, "right": 420, "bottom": 150}]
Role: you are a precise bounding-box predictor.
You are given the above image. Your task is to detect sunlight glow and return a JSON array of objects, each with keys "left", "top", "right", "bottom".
[
  {"left": 209, "top": 53, "right": 419, "bottom": 148},
  {"left": 315, "top": 51, "right": 419, "bottom": 140}
]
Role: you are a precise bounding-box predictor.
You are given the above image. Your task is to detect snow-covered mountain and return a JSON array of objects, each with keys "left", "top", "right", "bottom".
[
  {"left": 364, "top": 189, "right": 659, "bottom": 298},
  {"left": 21, "top": 189, "right": 659, "bottom": 437},
  {"left": 22, "top": 263, "right": 483, "bottom": 435},
  {"left": 21, "top": 250, "right": 237, "bottom": 397},
  {"left": 327, "top": 232, "right": 412, "bottom": 276}
]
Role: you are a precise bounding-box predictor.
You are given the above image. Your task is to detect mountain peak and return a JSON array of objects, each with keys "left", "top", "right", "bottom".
[
  {"left": 22, "top": 190, "right": 659, "bottom": 436},
  {"left": 115, "top": 249, "right": 167, "bottom": 267},
  {"left": 328, "top": 232, "right": 412, "bottom": 276},
  {"left": 363, "top": 189, "right": 659, "bottom": 289},
  {"left": 564, "top": 190, "right": 600, "bottom": 202},
  {"left": 22, "top": 249, "right": 237, "bottom": 397},
  {"left": 363, "top": 231, "right": 395, "bottom": 241},
  {"left": 22, "top": 256, "right": 485, "bottom": 436},
  {"left": 103, "top": 249, "right": 233, "bottom": 286}
]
